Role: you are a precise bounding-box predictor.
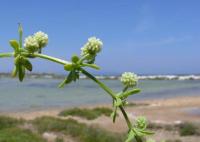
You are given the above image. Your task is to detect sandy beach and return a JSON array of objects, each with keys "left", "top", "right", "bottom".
[
  {"left": 1, "top": 96, "right": 199, "bottom": 142},
  {"left": 3, "top": 96, "right": 199, "bottom": 130}
]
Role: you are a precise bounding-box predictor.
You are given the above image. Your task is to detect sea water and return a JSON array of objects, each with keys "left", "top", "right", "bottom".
[{"left": 0, "top": 78, "right": 200, "bottom": 112}]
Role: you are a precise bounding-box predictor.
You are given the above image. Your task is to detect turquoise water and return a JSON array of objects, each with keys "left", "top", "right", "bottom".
[{"left": 0, "top": 78, "right": 200, "bottom": 112}]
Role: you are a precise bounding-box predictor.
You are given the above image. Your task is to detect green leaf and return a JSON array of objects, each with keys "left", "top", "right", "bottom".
[
  {"left": 120, "top": 89, "right": 141, "bottom": 99},
  {"left": 18, "top": 23, "right": 23, "bottom": 48},
  {"left": 110, "top": 107, "right": 117, "bottom": 123},
  {"left": 74, "top": 71, "right": 80, "bottom": 81},
  {"left": 58, "top": 77, "right": 68, "bottom": 88},
  {"left": 138, "top": 129, "right": 154, "bottom": 136},
  {"left": 9, "top": 40, "right": 19, "bottom": 52},
  {"left": 18, "top": 64, "right": 25, "bottom": 82},
  {"left": 125, "top": 130, "right": 135, "bottom": 142},
  {"left": 11, "top": 66, "right": 18, "bottom": 77},
  {"left": 14, "top": 55, "right": 20, "bottom": 65},
  {"left": 21, "top": 58, "right": 32, "bottom": 71},
  {"left": 82, "top": 63, "right": 100, "bottom": 70},
  {"left": 58, "top": 72, "right": 74, "bottom": 88}
]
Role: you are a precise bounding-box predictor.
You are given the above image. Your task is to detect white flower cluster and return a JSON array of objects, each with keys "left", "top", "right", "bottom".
[
  {"left": 24, "top": 31, "right": 48, "bottom": 52},
  {"left": 81, "top": 37, "right": 103, "bottom": 56},
  {"left": 34, "top": 31, "right": 48, "bottom": 48},
  {"left": 24, "top": 36, "right": 39, "bottom": 52},
  {"left": 120, "top": 72, "right": 138, "bottom": 87}
]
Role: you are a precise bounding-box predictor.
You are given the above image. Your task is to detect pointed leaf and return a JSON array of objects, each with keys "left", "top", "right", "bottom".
[
  {"left": 21, "top": 58, "right": 32, "bottom": 71},
  {"left": 11, "top": 66, "right": 18, "bottom": 77},
  {"left": 9, "top": 40, "right": 19, "bottom": 52},
  {"left": 110, "top": 107, "right": 117, "bottom": 123},
  {"left": 139, "top": 129, "right": 154, "bottom": 135},
  {"left": 18, "top": 65, "right": 25, "bottom": 82},
  {"left": 58, "top": 72, "right": 74, "bottom": 88},
  {"left": 14, "top": 55, "right": 20, "bottom": 65},
  {"left": 82, "top": 63, "right": 100, "bottom": 70},
  {"left": 125, "top": 130, "right": 135, "bottom": 142},
  {"left": 18, "top": 23, "right": 23, "bottom": 48},
  {"left": 120, "top": 89, "right": 141, "bottom": 99},
  {"left": 58, "top": 77, "right": 68, "bottom": 88}
]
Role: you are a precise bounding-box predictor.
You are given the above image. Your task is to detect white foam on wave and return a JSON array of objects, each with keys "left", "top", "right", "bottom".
[{"left": 95, "top": 75, "right": 200, "bottom": 80}]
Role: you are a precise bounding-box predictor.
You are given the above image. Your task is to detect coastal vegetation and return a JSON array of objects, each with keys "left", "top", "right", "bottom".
[
  {"left": 0, "top": 114, "right": 199, "bottom": 142},
  {"left": 58, "top": 107, "right": 113, "bottom": 120}
]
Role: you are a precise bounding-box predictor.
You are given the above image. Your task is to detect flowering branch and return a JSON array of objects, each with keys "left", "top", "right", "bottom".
[{"left": 0, "top": 25, "right": 154, "bottom": 142}]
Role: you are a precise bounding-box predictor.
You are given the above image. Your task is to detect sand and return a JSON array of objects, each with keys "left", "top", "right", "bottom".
[{"left": 3, "top": 96, "right": 199, "bottom": 119}]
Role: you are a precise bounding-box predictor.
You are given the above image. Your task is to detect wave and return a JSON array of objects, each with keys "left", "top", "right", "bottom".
[
  {"left": 93, "top": 75, "right": 200, "bottom": 80},
  {"left": 138, "top": 75, "right": 200, "bottom": 80},
  {"left": 0, "top": 73, "right": 200, "bottom": 80}
]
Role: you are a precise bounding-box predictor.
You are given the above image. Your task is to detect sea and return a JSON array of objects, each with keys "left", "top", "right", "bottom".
[{"left": 0, "top": 74, "right": 200, "bottom": 112}]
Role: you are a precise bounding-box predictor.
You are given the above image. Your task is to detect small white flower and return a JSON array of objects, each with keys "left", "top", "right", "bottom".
[
  {"left": 81, "top": 37, "right": 103, "bottom": 56},
  {"left": 24, "top": 36, "right": 39, "bottom": 52},
  {"left": 34, "top": 31, "right": 48, "bottom": 48},
  {"left": 121, "top": 72, "right": 138, "bottom": 87}
]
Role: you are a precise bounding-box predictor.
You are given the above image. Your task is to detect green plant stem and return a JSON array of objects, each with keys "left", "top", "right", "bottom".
[
  {"left": 80, "top": 68, "right": 133, "bottom": 130},
  {"left": 119, "top": 106, "right": 132, "bottom": 129},
  {"left": 80, "top": 68, "right": 115, "bottom": 99},
  {"left": 123, "top": 86, "right": 129, "bottom": 92},
  {"left": 22, "top": 53, "right": 70, "bottom": 65},
  {"left": 0, "top": 52, "right": 14, "bottom": 58},
  {"left": 77, "top": 54, "right": 89, "bottom": 64}
]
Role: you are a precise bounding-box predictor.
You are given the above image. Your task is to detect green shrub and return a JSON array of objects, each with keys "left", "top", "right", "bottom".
[
  {"left": 0, "top": 116, "right": 24, "bottom": 130},
  {"left": 165, "top": 139, "right": 182, "bottom": 142},
  {"left": 147, "top": 123, "right": 163, "bottom": 130},
  {"left": 0, "top": 127, "right": 46, "bottom": 142},
  {"left": 33, "top": 116, "right": 124, "bottom": 142},
  {"left": 58, "top": 107, "right": 113, "bottom": 120},
  {"left": 55, "top": 137, "right": 64, "bottom": 142},
  {"left": 178, "top": 122, "right": 199, "bottom": 136},
  {"left": 148, "top": 123, "right": 175, "bottom": 131}
]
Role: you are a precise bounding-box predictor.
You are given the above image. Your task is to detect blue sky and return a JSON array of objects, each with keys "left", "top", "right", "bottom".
[{"left": 0, "top": 0, "right": 200, "bottom": 75}]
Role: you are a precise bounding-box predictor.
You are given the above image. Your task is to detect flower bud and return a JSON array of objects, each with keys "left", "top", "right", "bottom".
[
  {"left": 34, "top": 31, "right": 48, "bottom": 48},
  {"left": 120, "top": 72, "right": 138, "bottom": 87},
  {"left": 24, "top": 36, "right": 39, "bottom": 52},
  {"left": 81, "top": 37, "right": 103, "bottom": 56},
  {"left": 71, "top": 55, "right": 79, "bottom": 63},
  {"left": 135, "top": 116, "right": 147, "bottom": 130}
]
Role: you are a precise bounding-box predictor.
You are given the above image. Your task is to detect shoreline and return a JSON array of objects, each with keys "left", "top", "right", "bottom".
[{"left": 2, "top": 96, "right": 199, "bottom": 122}]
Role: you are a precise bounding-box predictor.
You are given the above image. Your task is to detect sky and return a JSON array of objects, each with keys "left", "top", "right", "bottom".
[{"left": 0, "top": 0, "right": 200, "bottom": 75}]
